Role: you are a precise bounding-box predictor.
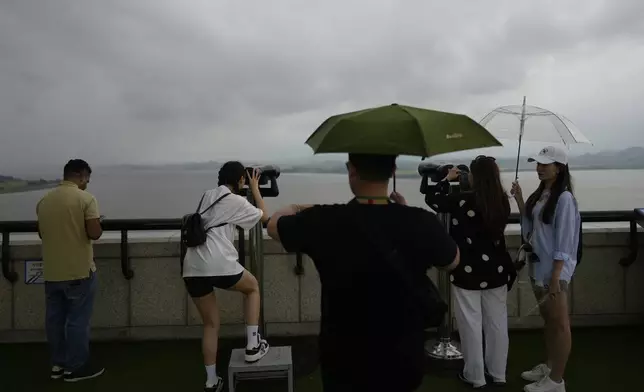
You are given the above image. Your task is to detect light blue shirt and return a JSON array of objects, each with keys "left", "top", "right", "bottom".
[{"left": 521, "top": 190, "right": 580, "bottom": 286}]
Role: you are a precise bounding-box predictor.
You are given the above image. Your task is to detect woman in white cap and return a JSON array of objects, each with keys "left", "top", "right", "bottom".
[{"left": 511, "top": 145, "right": 581, "bottom": 392}]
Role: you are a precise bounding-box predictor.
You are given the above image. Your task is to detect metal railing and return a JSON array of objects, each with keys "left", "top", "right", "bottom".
[
  {"left": 508, "top": 210, "right": 640, "bottom": 268},
  {"left": 1, "top": 210, "right": 641, "bottom": 283}
]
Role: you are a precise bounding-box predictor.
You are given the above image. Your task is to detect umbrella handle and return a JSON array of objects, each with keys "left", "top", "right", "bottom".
[
  {"left": 515, "top": 96, "right": 526, "bottom": 182},
  {"left": 393, "top": 173, "right": 396, "bottom": 193}
]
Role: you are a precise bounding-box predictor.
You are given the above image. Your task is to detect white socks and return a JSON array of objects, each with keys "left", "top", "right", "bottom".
[
  {"left": 204, "top": 327, "right": 261, "bottom": 387},
  {"left": 205, "top": 364, "right": 218, "bottom": 388},
  {"left": 246, "top": 325, "right": 259, "bottom": 349}
]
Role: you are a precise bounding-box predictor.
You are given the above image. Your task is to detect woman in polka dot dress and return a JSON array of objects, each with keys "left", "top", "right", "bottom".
[{"left": 425, "top": 155, "right": 516, "bottom": 389}]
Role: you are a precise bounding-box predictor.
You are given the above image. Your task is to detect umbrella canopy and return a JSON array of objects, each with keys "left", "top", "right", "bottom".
[
  {"left": 306, "top": 103, "right": 503, "bottom": 158},
  {"left": 480, "top": 96, "right": 592, "bottom": 179},
  {"left": 480, "top": 102, "right": 592, "bottom": 146}
]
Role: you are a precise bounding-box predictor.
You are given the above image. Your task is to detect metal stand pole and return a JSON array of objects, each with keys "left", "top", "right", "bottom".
[
  {"left": 246, "top": 192, "right": 266, "bottom": 336},
  {"left": 251, "top": 220, "right": 265, "bottom": 335},
  {"left": 424, "top": 211, "right": 463, "bottom": 361}
]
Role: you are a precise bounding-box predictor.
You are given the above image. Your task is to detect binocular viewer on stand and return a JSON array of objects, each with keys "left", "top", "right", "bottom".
[
  {"left": 239, "top": 165, "right": 281, "bottom": 198},
  {"left": 418, "top": 161, "right": 471, "bottom": 195},
  {"left": 239, "top": 164, "right": 281, "bottom": 352},
  {"left": 416, "top": 161, "right": 466, "bottom": 364}
]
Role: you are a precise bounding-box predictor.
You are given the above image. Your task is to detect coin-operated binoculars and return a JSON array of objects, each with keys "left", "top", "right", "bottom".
[
  {"left": 239, "top": 165, "right": 281, "bottom": 336},
  {"left": 417, "top": 161, "right": 471, "bottom": 363},
  {"left": 418, "top": 161, "right": 471, "bottom": 195},
  {"left": 239, "top": 165, "right": 281, "bottom": 198}
]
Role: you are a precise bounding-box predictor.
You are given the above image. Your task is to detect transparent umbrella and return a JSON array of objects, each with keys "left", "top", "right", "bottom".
[{"left": 480, "top": 96, "right": 592, "bottom": 180}]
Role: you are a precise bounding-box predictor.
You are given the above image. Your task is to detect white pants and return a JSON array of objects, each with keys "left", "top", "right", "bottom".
[{"left": 452, "top": 285, "right": 509, "bottom": 387}]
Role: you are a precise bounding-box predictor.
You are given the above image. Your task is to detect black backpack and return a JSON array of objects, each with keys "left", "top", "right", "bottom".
[
  {"left": 352, "top": 201, "right": 448, "bottom": 329},
  {"left": 181, "top": 192, "right": 230, "bottom": 248}
]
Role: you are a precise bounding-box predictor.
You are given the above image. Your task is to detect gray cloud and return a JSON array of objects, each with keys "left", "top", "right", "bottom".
[{"left": 1, "top": 0, "right": 644, "bottom": 173}]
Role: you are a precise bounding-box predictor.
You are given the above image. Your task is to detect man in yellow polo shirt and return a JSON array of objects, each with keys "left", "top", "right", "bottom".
[{"left": 36, "top": 159, "right": 105, "bottom": 383}]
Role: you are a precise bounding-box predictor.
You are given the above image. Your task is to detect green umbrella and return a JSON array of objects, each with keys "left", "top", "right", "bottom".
[{"left": 305, "top": 103, "right": 503, "bottom": 189}]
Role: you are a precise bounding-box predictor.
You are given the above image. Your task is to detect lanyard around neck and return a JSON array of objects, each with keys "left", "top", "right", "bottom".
[{"left": 355, "top": 196, "right": 391, "bottom": 205}]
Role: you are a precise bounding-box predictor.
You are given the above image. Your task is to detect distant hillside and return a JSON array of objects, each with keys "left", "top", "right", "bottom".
[
  {"left": 108, "top": 147, "right": 644, "bottom": 176},
  {"left": 472, "top": 146, "right": 644, "bottom": 172},
  {"left": 276, "top": 147, "right": 644, "bottom": 175},
  {"left": 0, "top": 174, "right": 59, "bottom": 194}
]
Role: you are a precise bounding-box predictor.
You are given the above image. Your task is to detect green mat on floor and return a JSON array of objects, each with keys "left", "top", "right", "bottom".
[{"left": 1, "top": 327, "right": 642, "bottom": 391}]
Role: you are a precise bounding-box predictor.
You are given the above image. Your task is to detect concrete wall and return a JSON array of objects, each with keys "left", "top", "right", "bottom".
[{"left": 1, "top": 228, "right": 643, "bottom": 343}]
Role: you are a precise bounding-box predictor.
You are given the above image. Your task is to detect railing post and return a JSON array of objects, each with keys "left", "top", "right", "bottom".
[
  {"left": 120, "top": 229, "right": 134, "bottom": 280},
  {"left": 294, "top": 252, "right": 304, "bottom": 276},
  {"left": 237, "top": 227, "right": 245, "bottom": 268},
  {"left": 425, "top": 212, "right": 463, "bottom": 361},
  {"left": 619, "top": 218, "right": 639, "bottom": 267},
  {"left": 1, "top": 231, "right": 18, "bottom": 284},
  {"left": 180, "top": 235, "right": 187, "bottom": 275}
]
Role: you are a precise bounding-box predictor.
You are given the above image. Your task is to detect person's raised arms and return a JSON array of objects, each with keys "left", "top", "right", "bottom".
[
  {"left": 267, "top": 204, "right": 316, "bottom": 252},
  {"left": 249, "top": 168, "right": 270, "bottom": 223},
  {"left": 421, "top": 210, "right": 460, "bottom": 271},
  {"left": 424, "top": 167, "right": 463, "bottom": 214}
]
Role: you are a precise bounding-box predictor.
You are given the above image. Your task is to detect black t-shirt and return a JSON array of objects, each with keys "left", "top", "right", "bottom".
[{"left": 276, "top": 200, "right": 458, "bottom": 389}]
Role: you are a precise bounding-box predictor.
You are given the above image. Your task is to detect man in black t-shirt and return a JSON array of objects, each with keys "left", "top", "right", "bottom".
[{"left": 267, "top": 154, "right": 460, "bottom": 391}]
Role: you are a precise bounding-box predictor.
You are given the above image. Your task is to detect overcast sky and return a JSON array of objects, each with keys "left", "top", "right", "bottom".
[{"left": 2, "top": 0, "right": 644, "bottom": 172}]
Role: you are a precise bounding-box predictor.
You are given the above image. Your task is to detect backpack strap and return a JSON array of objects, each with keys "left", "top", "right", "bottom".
[
  {"left": 200, "top": 192, "right": 232, "bottom": 231},
  {"left": 198, "top": 192, "right": 231, "bottom": 215},
  {"left": 206, "top": 222, "right": 229, "bottom": 230},
  {"left": 196, "top": 193, "right": 206, "bottom": 213},
  {"left": 352, "top": 205, "right": 446, "bottom": 327}
]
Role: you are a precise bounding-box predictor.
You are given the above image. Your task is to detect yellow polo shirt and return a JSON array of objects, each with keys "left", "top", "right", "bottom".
[{"left": 36, "top": 181, "right": 100, "bottom": 281}]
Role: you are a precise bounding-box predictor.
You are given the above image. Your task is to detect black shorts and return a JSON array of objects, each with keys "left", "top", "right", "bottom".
[{"left": 183, "top": 272, "right": 244, "bottom": 298}]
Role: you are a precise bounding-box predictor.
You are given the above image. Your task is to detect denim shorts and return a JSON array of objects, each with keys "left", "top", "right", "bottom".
[{"left": 530, "top": 277, "right": 569, "bottom": 301}]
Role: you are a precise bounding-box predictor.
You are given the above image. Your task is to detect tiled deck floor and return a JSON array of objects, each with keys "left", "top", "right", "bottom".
[{"left": 1, "top": 327, "right": 642, "bottom": 391}]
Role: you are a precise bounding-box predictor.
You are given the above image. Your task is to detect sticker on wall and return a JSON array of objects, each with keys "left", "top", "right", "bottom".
[{"left": 24, "top": 260, "right": 44, "bottom": 284}]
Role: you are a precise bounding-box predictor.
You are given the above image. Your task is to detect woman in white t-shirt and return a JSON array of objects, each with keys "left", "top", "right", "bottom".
[{"left": 182, "top": 161, "right": 270, "bottom": 392}]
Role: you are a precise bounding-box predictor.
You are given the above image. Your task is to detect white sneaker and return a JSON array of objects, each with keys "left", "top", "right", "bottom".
[
  {"left": 524, "top": 376, "right": 566, "bottom": 392},
  {"left": 521, "top": 363, "right": 551, "bottom": 382},
  {"left": 50, "top": 366, "right": 64, "bottom": 380},
  {"left": 205, "top": 376, "right": 224, "bottom": 392},
  {"left": 244, "top": 334, "right": 270, "bottom": 363}
]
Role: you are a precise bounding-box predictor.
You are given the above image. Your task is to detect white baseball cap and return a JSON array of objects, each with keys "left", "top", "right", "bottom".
[{"left": 527, "top": 145, "right": 569, "bottom": 165}]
